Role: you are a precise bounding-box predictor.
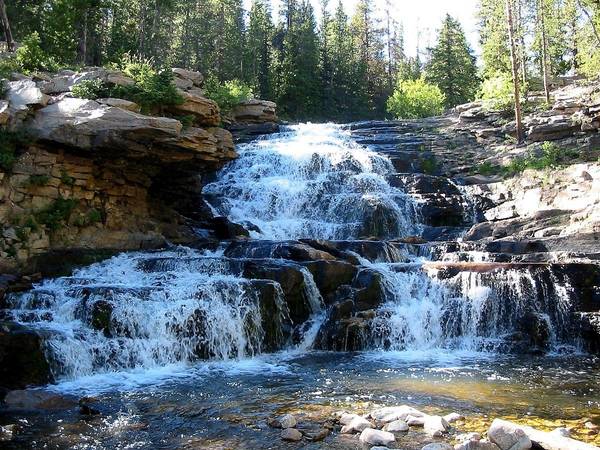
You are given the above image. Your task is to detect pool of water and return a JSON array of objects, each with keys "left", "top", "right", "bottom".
[{"left": 2, "top": 351, "right": 599, "bottom": 449}]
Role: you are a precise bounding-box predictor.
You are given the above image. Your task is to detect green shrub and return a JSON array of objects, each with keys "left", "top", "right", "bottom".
[
  {"left": 15, "top": 32, "right": 58, "bottom": 73},
  {"left": 23, "top": 216, "right": 39, "bottom": 233},
  {"left": 172, "top": 114, "right": 196, "bottom": 128},
  {"left": 386, "top": 77, "right": 445, "bottom": 119},
  {"left": 0, "top": 56, "right": 21, "bottom": 79},
  {"left": 35, "top": 197, "right": 78, "bottom": 231},
  {"left": 0, "top": 129, "right": 31, "bottom": 172},
  {"left": 479, "top": 72, "right": 528, "bottom": 113},
  {"left": 204, "top": 78, "right": 254, "bottom": 114},
  {"left": 111, "top": 54, "right": 183, "bottom": 113},
  {"left": 71, "top": 79, "right": 111, "bottom": 100},
  {"left": 60, "top": 170, "right": 75, "bottom": 186},
  {"left": 74, "top": 209, "right": 102, "bottom": 227},
  {"left": 27, "top": 174, "right": 51, "bottom": 187},
  {"left": 421, "top": 157, "right": 438, "bottom": 175},
  {"left": 474, "top": 161, "right": 500, "bottom": 176},
  {"left": 502, "top": 142, "right": 578, "bottom": 176}
]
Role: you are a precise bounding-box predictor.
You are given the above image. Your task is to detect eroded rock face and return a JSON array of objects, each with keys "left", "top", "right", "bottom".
[
  {"left": 231, "top": 99, "right": 278, "bottom": 124},
  {"left": 170, "top": 89, "right": 221, "bottom": 126}
]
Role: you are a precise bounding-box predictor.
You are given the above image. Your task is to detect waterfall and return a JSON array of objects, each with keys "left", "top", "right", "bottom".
[
  {"left": 5, "top": 123, "right": 586, "bottom": 383},
  {"left": 203, "top": 123, "right": 419, "bottom": 240}
]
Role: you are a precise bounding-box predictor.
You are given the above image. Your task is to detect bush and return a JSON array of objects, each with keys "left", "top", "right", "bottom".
[
  {"left": 502, "top": 141, "right": 578, "bottom": 176},
  {"left": 71, "top": 79, "right": 111, "bottom": 100},
  {"left": 0, "top": 56, "right": 21, "bottom": 79},
  {"left": 0, "top": 129, "right": 31, "bottom": 172},
  {"left": 111, "top": 54, "right": 183, "bottom": 113},
  {"left": 386, "top": 77, "right": 445, "bottom": 119},
  {"left": 204, "top": 78, "right": 253, "bottom": 114},
  {"left": 27, "top": 174, "right": 50, "bottom": 187},
  {"left": 35, "top": 197, "right": 78, "bottom": 231},
  {"left": 479, "top": 72, "right": 528, "bottom": 113},
  {"left": 15, "top": 32, "right": 58, "bottom": 73}
]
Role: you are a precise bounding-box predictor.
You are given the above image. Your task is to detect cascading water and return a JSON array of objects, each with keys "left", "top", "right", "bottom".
[
  {"left": 203, "top": 123, "right": 419, "bottom": 240},
  {"left": 5, "top": 123, "right": 585, "bottom": 384}
]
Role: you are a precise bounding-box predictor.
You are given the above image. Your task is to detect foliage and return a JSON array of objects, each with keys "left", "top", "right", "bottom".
[
  {"left": 15, "top": 32, "right": 58, "bottom": 73},
  {"left": 425, "top": 14, "right": 480, "bottom": 108},
  {"left": 387, "top": 77, "right": 446, "bottom": 119},
  {"left": 502, "top": 141, "right": 578, "bottom": 176},
  {"left": 35, "top": 197, "right": 78, "bottom": 231},
  {"left": 110, "top": 55, "right": 183, "bottom": 113},
  {"left": 479, "top": 72, "right": 525, "bottom": 112},
  {"left": 204, "top": 78, "right": 254, "bottom": 114},
  {"left": 73, "top": 209, "right": 102, "bottom": 227},
  {"left": 0, "top": 129, "right": 31, "bottom": 172},
  {"left": 0, "top": 56, "right": 21, "bottom": 79},
  {"left": 71, "top": 79, "right": 111, "bottom": 100},
  {"left": 27, "top": 175, "right": 51, "bottom": 187},
  {"left": 60, "top": 170, "right": 75, "bottom": 186},
  {"left": 421, "top": 157, "right": 438, "bottom": 175},
  {"left": 172, "top": 115, "right": 196, "bottom": 128},
  {"left": 475, "top": 161, "right": 500, "bottom": 176}
]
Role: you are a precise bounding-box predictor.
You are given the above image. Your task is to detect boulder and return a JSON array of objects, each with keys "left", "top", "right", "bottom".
[
  {"left": 172, "top": 68, "right": 204, "bottom": 87},
  {"left": 455, "top": 439, "right": 501, "bottom": 450},
  {"left": 170, "top": 89, "right": 220, "bottom": 126},
  {"left": 359, "top": 428, "right": 396, "bottom": 447},
  {"left": 281, "top": 428, "right": 303, "bottom": 441},
  {"left": 210, "top": 216, "right": 250, "bottom": 239},
  {"left": 6, "top": 79, "right": 50, "bottom": 109},
  {"left": 38, "top": 68, "right": 134, "bottom": 95},
  {"left": 444, "top": 412, "right": 465, "bottom": 423},
  {"left": 341, "top": 416, "right": 373, "bottom": 433},
  {"left": 279, "top": 414, "right": 297, "bottom": 429},
  {"left": 369, "top": 405, "right": 425, "bottom": 423},
  {"left": 97, "top": 98, "right": 141, "bottom": 113},
  {"left": 231, "top": 99, "right": 277, "bottom": 124},
  {"left": 0, "top": 322, "right": 52, "bottom": 389},
  {"left": 3, "top": 389, "right": 78, "bottom": 410},
  {"left": 424, "top": 415, "right": 450, "bottom": 437},
  {"left": 422, "top": 444, "right": 453, "bottom": 450},
  {"left": 487, "top": 419, "right": 532, "bottom": 450},
  {"left": 382, "top": 419, "right": 409, "bottom": 432}
]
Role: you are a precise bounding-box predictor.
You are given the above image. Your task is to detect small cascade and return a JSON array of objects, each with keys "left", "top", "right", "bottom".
[
  {"left": 5, "top": 248, "right": 325, "bottom": 381},
  {"left": 363, "top": 261, "right": 579, "bottom": 353},
  {"left": 203, "top": 123, "right": 420, "bottom": 240}
]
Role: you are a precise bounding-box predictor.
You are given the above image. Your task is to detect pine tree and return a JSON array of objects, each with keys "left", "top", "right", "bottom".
[
  {"left": 425, "top": 14, "right": 480, "bottom": 108},
  {"left": 479, "top": 0, "right": 511, "bottom": 76},
  {"left": 247, "top": 0, "right": 274, "bottom": 100}
]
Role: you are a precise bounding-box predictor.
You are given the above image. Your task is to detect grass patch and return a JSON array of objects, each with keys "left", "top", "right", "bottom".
[{"left": 60, "top": 170, "right": 75, "bottom": 186}]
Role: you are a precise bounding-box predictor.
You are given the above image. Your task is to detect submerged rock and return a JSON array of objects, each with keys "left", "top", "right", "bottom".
[
  {"left": 279, "top": 414, "right": 297, "bottom": 429},
  {"left": 281, "top": 427, "right": 303, "bottom": 441},
  {"left": 3, "top": 389, "right": 78, "bottom": 410}
]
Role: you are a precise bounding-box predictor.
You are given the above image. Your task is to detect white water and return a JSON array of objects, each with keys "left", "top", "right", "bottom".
[
  {"left": 203, "top": 123, "right": 418, "bottom": 240},
  {"left": 6, "top": 123, "right": 582, "bottom": 385}
]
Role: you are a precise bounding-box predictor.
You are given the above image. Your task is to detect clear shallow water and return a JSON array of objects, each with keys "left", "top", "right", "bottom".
[{"left": 2, "top": 352, "right": 600, "bottom": 449}]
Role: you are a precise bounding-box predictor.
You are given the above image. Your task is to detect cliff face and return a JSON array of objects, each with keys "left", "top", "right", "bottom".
[{"left": 0, "top": 68, "right": 244, "bottom": 274}]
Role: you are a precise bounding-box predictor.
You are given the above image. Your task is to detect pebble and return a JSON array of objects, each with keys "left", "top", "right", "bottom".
[
  {"left": 370, "top": 405, "right": 425, "bottom": 423},
  {"left": 359, "top": 428, "right": 396, "bottom": 447},
  {"left": 281, "top": 428, "right": 303, "bottom": 441},
  {"left": 456, "top": 432, "right": 482, "bottom": 442},
  {"left": 551, "top": 427, "right": 571, "bottom": 437},
  {"left": 584, "top": 421, "right": 599, "bottom": 430},
  {"left": 382, "top": 419, "right": 409, "bottom": 432},
  {"left": 279, "top": 414, "right": 297, "bottom": 429},
  {"left": 305, "top": 428, "right": 329, "bottom": 441}
]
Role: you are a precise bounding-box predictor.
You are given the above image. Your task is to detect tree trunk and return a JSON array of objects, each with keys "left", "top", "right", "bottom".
[
  {"left": 506, "top": 0, "right": 525, "bottom": 143},
  {"left": 538, "top": 0, "right": 551, "bottom": 103},
  {"left": 517, "top": 0, "right": 527, "bottom": 87},
  {"left": 77, "top": 10, "right": 89, "bottom": 65},
  {"left": 0, "top": 0, "right": 14, "bottom": 52}
]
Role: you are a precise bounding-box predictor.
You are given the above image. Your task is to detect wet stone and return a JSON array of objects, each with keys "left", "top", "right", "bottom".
[{"left": 281, "top": 427, "right": 303, "bottom": 441}]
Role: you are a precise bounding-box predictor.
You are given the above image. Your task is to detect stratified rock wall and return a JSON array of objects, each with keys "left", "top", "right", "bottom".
[{"left": 0, "top": 68, "right": 241, "bottom": 273}]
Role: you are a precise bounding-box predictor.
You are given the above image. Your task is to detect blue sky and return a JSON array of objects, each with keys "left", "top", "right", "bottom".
[{"left": 242, "top": 0, "right": 481, "bottom": 58}]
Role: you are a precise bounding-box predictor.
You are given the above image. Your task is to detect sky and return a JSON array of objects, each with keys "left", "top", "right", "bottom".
[{"left": 242, "top": 0, "right": 482, "bottom": 58}]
